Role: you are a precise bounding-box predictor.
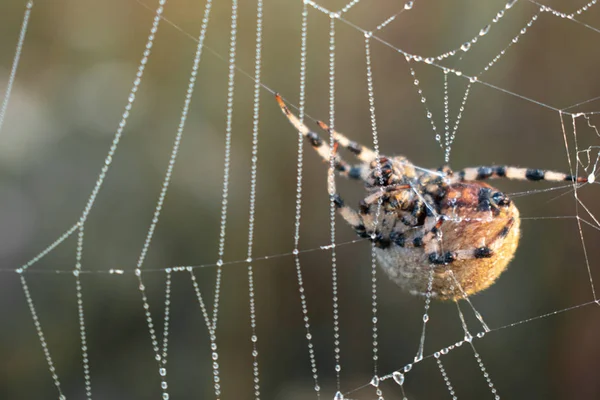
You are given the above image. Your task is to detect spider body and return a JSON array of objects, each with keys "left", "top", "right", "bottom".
[
  {"left": 276, "top": 94, "right": 586, "bottom": 300},
  {"left": 370, "top": 180, "right": 520, "bottom": 299}
]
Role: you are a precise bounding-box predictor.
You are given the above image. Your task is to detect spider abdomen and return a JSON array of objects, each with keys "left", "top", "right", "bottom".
[{"left": 376, "top": 182, "right": 521, "bottom": 300}]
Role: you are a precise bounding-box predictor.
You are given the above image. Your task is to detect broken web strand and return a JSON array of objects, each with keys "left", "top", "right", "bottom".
[
  {"left": 20, "top": 275, "right": 65, "bottom": 399},
  {"left": 577, "top": 115, "right": 599, "bottom": 182},
  {"left": 456, "top": 302, "right": 500, "bottom": 399},
  {"left": 364, "top": 33, "right": 384, "bottom": 399},
  {"left": 134, "top": 0, "right": 214, "bottom": 397},
  {"left": 245, "top": 0, "right": 263, "bottom": 398},
  {"left": 0, "top": 0, "right": 33, "bottom": 134},
  {"left": 291, "top": 3, "right": 322, "bottom": 398},
  {"left": 562, "top": 113, "right": 597, "bottom": 300},
  {"left": 327, "top": 13, "right": 343, "bottom": 400}
]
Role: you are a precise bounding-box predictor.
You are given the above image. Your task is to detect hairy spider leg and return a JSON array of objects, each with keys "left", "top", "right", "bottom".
[
  {"left": 324, "top": 142, "right": 377, "bottom": 240},
  {"left": 388, "top": 217, "right": 445, "bottom": 250},
  {"left": 316, "top": 120, "right": 378, "bottom": 163},
  {"left": 451, "top": 165, "right": 587, "bottom": 183},
  {"left": 275, "top": 94, "right": 371, "bottom": 181}
]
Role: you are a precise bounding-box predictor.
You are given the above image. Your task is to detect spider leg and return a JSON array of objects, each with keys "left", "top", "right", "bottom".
[
  {"left": 324, "top": 142, "right": 369, "bottom": 237},
  {"left": 275, "top": 94, "right": 367, "bottom": 181},
  {"left": 450, "top": 165, "right": 587, "bottom": 183},
  {"left": 389, "top": 217, "right": 444, "bottom": 250},
  {"left": 316, "top": 120, "right": 378, "bottom": 163}
]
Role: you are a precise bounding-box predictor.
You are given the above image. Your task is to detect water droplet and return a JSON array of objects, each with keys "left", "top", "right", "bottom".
[
  {"left": 370, "top": 375, "right": 380, "bottom": 387},
  {"left": 469, "top": 76, "right": 478, "bottom": 83},
  {"left": 404, "top": 364, "right": 413, "bottom": 372},
  {"left": 251, "top": 335, "right": 258, "bottom": 343},
  {"left": 404, "top": 1, "right": 414, "bottom": 10},
  {"left": 460, "top": 42, "right": 471, "bottom": 52},
  {"left": 441, "top": 347, "right": 449, "bottom": 355},
  {"left": 588, "top": 173, "right": 595, "bottom": 183},
  {"left": 480, "top": 24, "right": 491, "bottom": 36},
  {"left": 477, "top": 332, "right": 486, "bottom": 338},
  {"left": 392, "top": 371, "right": 405, "bottom": 385},
  {"left": 425, "top": 57, "right": 434, "bottom": 64},
  {"left": 422, "top": 314, "right": 429, "bottom": 322},
  {"left": 159, "top": 368, "right": 167, "bottom": 376},
  {"left": 506, "top": 0, "right": 517, "bottom": 9},
  {"left": 434, "top": 351, "right": 440, "bottom": 358},
  {"left": 334, "top": 391, "right": 344, "bottom": 400}
]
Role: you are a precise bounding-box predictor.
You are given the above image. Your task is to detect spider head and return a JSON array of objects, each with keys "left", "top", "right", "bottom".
[{"left": 491, "top": 191, "right": 511, "bottom": 207}]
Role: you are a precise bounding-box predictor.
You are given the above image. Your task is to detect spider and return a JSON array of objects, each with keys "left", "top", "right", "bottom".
[{"left": 275, "top": 94, "right": 588, "bottom": 300}]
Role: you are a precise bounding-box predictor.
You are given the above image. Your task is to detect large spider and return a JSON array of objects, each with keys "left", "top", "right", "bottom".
[{"left": 276, "top": 94, "right": 588, "bottom": 300}]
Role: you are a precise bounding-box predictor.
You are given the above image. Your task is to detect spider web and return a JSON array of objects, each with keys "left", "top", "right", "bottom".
[{"left": 1, "top": 0, "right": 600, "bottom": 399}]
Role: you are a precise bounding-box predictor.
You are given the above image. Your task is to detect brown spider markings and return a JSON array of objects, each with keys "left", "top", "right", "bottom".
[{"left": 275, "top": 94, "right": 587, "bottom": 300}]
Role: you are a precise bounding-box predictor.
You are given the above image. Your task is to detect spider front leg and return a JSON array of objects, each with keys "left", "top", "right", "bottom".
[
  {"left": 316, "top": 120, "right": 377, "bottom": 164},
  {"left": 275, "top": 94, "right": 372, "bottom": 181},
  {"left": 451, "top": 165, "right": 588, "bottom": 183}
]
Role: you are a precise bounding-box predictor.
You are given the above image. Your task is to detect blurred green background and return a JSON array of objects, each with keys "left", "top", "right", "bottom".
[{"left": 1, "top": 0, "right": 600, "bottom": 399}]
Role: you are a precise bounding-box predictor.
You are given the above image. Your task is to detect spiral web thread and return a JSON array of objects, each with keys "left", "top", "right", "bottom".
[{"left": 2, "top": 0, "right": 600, "bottom": 399}]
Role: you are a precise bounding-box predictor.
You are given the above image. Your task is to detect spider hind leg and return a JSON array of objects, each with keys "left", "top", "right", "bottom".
[{"left": 453, "top": 165, "right": 587, "bottom": 183}]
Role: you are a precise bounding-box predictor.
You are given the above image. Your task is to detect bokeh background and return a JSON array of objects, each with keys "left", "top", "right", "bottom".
[{"left": 1, "top": 0, "right": 600, "bottom": 399}]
